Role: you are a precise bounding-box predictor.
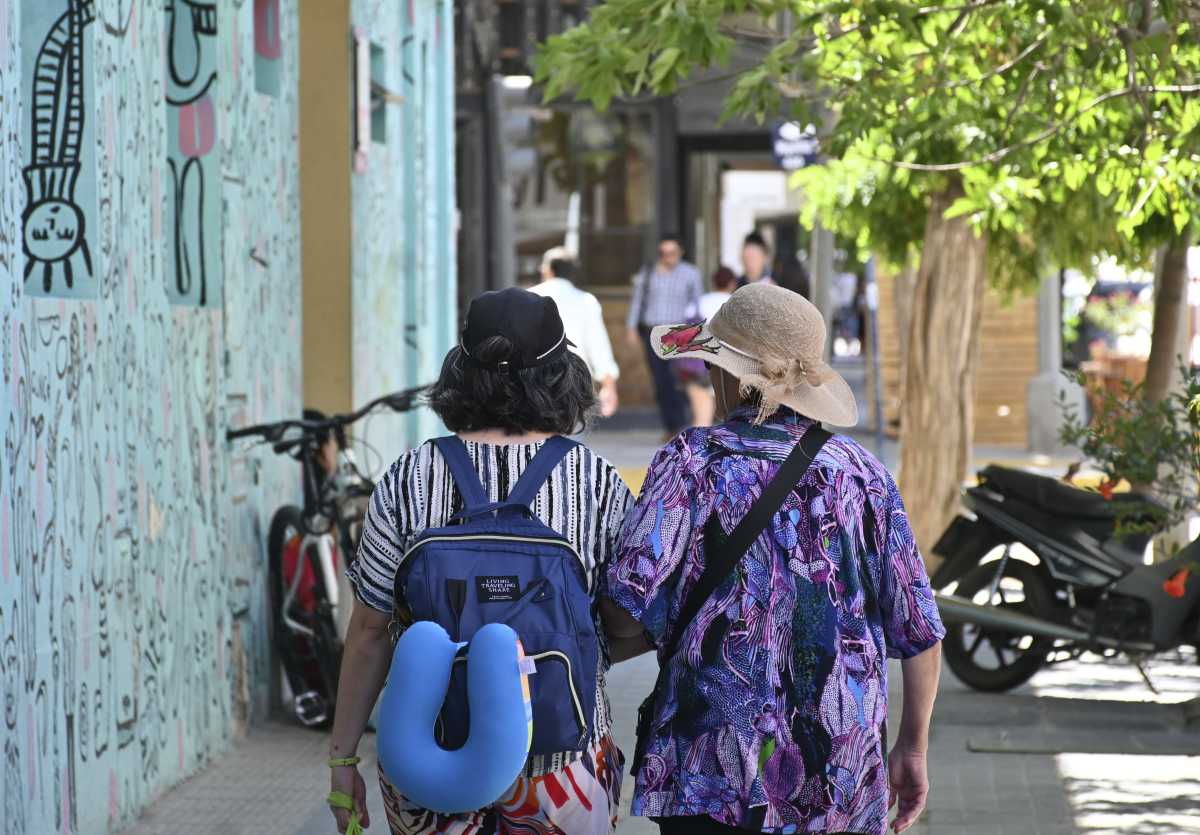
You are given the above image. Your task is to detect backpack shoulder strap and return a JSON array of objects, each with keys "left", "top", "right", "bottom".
[
  {"left": 432, "top": 436, "right": 489, "bottom": 510},
  {"left": 507, "top": 436, "right": 578, "bottom": 509}
]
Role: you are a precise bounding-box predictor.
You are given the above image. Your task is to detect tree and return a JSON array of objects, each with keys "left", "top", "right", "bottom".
[{"left": 537, "top": 0, "right": 1200, "bottom": 555}]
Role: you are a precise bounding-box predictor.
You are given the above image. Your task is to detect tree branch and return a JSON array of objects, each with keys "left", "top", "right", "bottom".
[
  {"left": 1002, "top": 60, "right": 1045, "bottom": 136},
  {"left": 1118, "top": 25, "right": 1153, "bottom": 125},
  {"left": 936, "top": 34, "right": 1048, "bottom": 91},
  {"left": 914, "top": 0, "right": 1010, "bottom": 13},
  {"left": 717, "top": 23, "right": 786, "bottom": 45},
  {"left": 886, "top": 85, "right": 1200, "bottom": 172}
]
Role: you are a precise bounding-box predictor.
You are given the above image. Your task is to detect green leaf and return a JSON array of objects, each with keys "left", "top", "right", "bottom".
[
  {"left": 944, "top": 196, "right": 979, "bottom": 219},
  {"left": 650, "top": 47, "right": 681, "bottom": 86},
  {"left": 1063, "top": 160, "right": 1087, "bottom": 191}
]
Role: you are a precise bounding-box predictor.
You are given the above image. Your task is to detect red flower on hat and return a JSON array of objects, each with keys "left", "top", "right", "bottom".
[
  {"left": 1163, "top": 568, "right": 1190, "bottom": 598},
  {"left": 1098, "top": 479, "right": 1116, "bottom": 500},
  {"left": 660, "top": 324, "right": 719, "bottom": 356}
]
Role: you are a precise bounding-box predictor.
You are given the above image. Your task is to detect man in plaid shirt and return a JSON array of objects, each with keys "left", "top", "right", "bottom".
[{"left": 626, "top": 233, "right": 703, "bottom": 437}]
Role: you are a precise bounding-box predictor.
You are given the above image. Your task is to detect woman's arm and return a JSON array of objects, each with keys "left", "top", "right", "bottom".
[
  {"left": 897, "top": 642, "right": 941, "bottom": 751},
  {"left": 889, "top": 643, "right": 942, "bottom": 833},
  {"left": 603, "top": 440, "right": 697, "bottom": 662},
  {"left": 327, "top": 601, "right": 393, "bottom": 833}
]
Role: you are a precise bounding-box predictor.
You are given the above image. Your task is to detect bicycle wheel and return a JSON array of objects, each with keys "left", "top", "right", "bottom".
[{"left": 267, "top": 505, "right": 338, "bottom": 728}]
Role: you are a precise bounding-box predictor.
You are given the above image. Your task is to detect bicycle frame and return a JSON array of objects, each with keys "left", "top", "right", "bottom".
[
  {"left": 281, "top": 531, "right": 340, "bottom": 638},
  {"left": 290, "top": 445, "right": 368, "bottom": 635}
]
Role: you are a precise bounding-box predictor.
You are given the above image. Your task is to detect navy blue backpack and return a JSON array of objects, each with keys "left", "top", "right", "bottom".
[{"left": 393, "top": 436, "right": 598, "bottom": 755}]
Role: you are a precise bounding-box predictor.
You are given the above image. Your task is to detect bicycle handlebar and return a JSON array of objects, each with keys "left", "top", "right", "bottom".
[{"left": 225, "top": 385, "right": 429, "bottom": 444}]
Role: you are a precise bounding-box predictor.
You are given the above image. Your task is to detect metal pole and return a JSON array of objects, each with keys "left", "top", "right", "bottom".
[
  {"left": 810, "top": 222, "right": 835, "bottom": 360},
  {"left": 865, "top": 257, "right": 885, "bottom": 457},
  {"left": 485, "top": 75, "right": 515, "bottom": 289}
]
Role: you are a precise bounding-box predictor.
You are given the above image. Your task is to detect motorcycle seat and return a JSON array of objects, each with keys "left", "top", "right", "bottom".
[{"left": 977, "top": 466, "right": 1161, "bottom": 523}]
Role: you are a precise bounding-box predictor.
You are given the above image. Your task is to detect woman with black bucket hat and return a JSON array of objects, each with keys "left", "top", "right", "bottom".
[{"left": 327, "top": 288, "right": 634, "bottom": 835}]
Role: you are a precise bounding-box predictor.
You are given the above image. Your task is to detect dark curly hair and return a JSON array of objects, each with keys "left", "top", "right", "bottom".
[{"left": 427, "top": 336, "right": 597, "bottom": 435}]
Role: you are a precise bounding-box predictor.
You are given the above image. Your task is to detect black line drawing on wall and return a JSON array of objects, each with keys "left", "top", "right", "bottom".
[
  {"left": 20, "top": 0, "right": 97, "bottom": 299},
  {"left": 165, "top": 0, "right": 220, "bottom": 307}
]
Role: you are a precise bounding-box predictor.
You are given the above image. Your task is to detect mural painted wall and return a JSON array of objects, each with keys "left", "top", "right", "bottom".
[
  {"left": 164, "top": 0, "right": 222, "bottom": 307},
  {"left": 19, "top": 0, "right": 99, "bottom": 300},
  {"left": 351, "top": 0, "right": 456, "bottom": 461},
  {"left": 0, "top": 1, "right": 301, "bottom": 832}
]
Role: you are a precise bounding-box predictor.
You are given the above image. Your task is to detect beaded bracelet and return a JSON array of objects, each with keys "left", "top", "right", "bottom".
[{"left": 327, "top": 756, "right": 361, "bottom": 768}]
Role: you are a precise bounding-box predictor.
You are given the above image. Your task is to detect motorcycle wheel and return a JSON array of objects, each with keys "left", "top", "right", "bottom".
[{"left": 943, "top": 559, "right": 1055, "bottom": 692}]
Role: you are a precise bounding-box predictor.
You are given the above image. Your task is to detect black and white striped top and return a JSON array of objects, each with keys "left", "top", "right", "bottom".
[{"left": 346, "top": 438, "right": 634, "bottom": 773}]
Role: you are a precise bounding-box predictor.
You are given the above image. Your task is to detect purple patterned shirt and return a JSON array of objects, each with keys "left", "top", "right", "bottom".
[{"left": 607, "top": 406, "right": 944, "bottom": 834}]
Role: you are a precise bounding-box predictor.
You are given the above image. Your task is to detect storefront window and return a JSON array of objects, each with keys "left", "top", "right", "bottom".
[{"left": 503, "top": 93, "right": 656, "bottom": 288}]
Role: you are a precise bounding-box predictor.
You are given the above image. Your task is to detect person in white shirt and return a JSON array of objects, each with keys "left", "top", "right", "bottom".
[
  {"left": 698, "top": 266, "right": 737, "bottom": 320},
  {"left": 532, "top": 248, "right": 620, "bottom": 417}
]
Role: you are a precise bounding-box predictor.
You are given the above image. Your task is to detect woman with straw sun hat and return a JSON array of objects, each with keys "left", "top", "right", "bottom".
[{"left": 602, "top": 283, "right": 945, "bottom": 835}]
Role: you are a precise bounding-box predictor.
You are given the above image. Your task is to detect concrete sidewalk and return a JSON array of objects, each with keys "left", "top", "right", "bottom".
[
  {"left": 120, "top": 651, "right": 1200, "bottom": 835},
  {"left": 122, "top": 371, "right": 1199, "bottom": 834}
]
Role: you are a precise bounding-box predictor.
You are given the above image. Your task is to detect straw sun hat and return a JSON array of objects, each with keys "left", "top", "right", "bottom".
[{"left": 650, "top": 283, "right": 859, "bottom": 427}]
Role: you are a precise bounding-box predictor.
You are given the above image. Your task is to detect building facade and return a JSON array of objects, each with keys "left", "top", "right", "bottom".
[
  {"left": 1, "top": 1, "right": 455, "bottom": 832},
  {"left": 453, "top": 5, "right": 803, "bottom": 408},
  {"left": 303, "top": 0, "right": 456, "bottom": 454}
]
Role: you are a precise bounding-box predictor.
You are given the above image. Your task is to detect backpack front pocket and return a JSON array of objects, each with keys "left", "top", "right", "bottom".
[{"left": 523, "top": 647, "right": 588, "bottom": 752}]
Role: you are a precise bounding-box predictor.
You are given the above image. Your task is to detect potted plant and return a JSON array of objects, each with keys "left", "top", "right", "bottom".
[{"left": 1060, "top": 364, "right": 1200, "bottom": 594}]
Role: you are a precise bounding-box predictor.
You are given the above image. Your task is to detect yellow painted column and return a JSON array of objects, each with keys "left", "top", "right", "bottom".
[{"left": 300, "top": 0, "right": 353, "bottom": 413}]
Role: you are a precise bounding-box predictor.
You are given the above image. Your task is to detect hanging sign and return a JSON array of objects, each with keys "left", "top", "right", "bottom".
[{"left": 771, "top": 122, "right": 819, "bottom": 171}]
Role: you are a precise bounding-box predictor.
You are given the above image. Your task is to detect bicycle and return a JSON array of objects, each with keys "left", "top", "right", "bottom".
[{"left": 226, "top": 387, "right": 428, "bottom": 727}]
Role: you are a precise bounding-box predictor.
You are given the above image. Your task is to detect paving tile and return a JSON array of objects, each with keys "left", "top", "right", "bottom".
[{"left": 119, "top": 566, "right": 1200, "bottom": 835}]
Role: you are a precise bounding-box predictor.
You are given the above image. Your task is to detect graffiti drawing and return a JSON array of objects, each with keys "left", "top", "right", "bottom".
[
  {"left": 20, "top": 0, "right": 98, "bottom": 299},
  {"left": 165, "top": 0, "right": 221, "bottom": 307},
  {"left": 254, "top": 0, "right": 283, "bottom": 97}
]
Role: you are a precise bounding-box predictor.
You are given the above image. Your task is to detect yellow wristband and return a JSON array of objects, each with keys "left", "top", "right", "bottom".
[{"left": 328, "top": 756, "right": 361, "bottom": 768}]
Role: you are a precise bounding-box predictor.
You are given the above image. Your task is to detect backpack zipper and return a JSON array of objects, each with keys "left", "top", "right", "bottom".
[
  {"left": 450, "top": 649, "right": 587, "bottom": 734},
  {"left": 400, "top": 534, "right": 584, "bottom": 567},
  {"left": 526, "top": 651, "right": 587, "bottom": 734}
]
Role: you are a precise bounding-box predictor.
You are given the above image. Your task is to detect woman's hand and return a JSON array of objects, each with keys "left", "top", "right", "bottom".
[
  {"left": 887, "top": 744, "right": 929, "bottom": 833},
  {"left": 327, "top": 602, "right": 394, "bottom": 832},
  {"left": 598, "top": 379, "right": 619, "bottom": 418},
  {"left": 330, "top": 763, "right": 371, "bottom": 832}
]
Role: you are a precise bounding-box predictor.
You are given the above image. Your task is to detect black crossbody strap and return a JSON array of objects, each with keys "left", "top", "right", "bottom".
[{"left": 661, "top": 426, "right": 833, "bottom": 661}]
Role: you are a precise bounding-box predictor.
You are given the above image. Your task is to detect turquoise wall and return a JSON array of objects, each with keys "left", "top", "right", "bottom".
[
  {"left": 351, "top": 0, "right": 456, "bottom": 460},
  {"left": 1, "top": 1, "right": 302, "bottom": 832}
]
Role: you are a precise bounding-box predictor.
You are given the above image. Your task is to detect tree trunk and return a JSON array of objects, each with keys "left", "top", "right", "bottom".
[
  {"left": 899, "top": 184, "right": 989, "bottom": 559},
  {"left": 1143, "top": 232, "right": 1193, "bottom": 404},
  {"left": 1146, "top": 233, "right": 1194, "bottom": 556}
]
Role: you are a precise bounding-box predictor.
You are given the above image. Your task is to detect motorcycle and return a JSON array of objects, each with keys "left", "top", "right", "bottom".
[{"left": 931, "top": 465, "right": 1200, "bottom": 692}]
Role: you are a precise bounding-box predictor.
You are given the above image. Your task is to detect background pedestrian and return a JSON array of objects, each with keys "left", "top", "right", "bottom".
[
  {"left": 626, "top": 233, "right": 702, "bottom": 438},
  {"left": 533, "top": 246, "right": 621, "bottom": 417},
  {"left": 737, "top": 231, "right": 775, "bottom": 287}
]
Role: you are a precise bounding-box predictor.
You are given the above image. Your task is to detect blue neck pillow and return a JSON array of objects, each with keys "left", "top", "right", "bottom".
[{"left": 377, "top": 621, "right": 533, "bottom": 813}]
